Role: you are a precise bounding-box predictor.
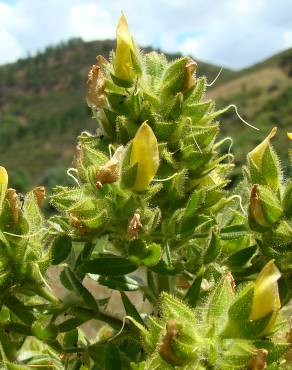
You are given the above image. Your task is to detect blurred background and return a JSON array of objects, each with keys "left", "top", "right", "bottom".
[{"left": 0, "top": 0, "right": 292, "bottom": 192}]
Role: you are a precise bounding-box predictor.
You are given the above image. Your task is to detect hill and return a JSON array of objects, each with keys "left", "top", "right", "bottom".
[
  {"left": 0, "top": 39, "right": 291, "bottom": 191},
  {"left": 0, "top": 38, "right": 231, "bottom": 191}
]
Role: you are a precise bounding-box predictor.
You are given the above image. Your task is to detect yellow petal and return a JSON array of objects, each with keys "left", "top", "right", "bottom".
[
  {"left": 0, "top": 166, "right": 8, "bottom": 213},
  {"left": 249, "top": 260, "right": 281, "bottom": 322},
  {"left": 248, "top": 127, "right": 277, "bottom": 167},
  {"left": 115, "top": 13, "right": 135, "bottom": 81},
  {"left": 0, "top": 166, "right": 8, "bottom": 188},
  {"left": 130, "top": 122, "right": 159, "bottom": 191},
  {"left": 287, "top": 132, "right": 292, "bottom": 140}
]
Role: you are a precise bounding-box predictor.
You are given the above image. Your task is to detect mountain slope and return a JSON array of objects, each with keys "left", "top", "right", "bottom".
[{"left": 0, "top": 39, "right": 291, "bottom": 191}]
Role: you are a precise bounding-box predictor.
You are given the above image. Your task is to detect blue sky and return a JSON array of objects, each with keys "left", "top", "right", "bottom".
[{"left": 0, "top": 0, "right": 292, "bottom": 69}]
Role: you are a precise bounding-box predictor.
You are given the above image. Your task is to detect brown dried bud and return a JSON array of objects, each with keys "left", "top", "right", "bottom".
[
  {"left": 7, "top": 188, "right": 19, "bottom": 224},
  {"left": 182, "top": 58, "right": 197, "bottom": 94},
  {"left": 248, "top": 349, "right": 268, "bottom": 370},
  {"left": 69, "top": 214, "right": 89, "bottom": 234},
  {"left": 159, "top": 320, "right": 183, "bottom": 366},
  {"left": 86, "top": 55, "right": 108, "bottom": 109},
  {"left": 33, "top": 186, "right": 46, "bottom": 208},
  {"left": 128, "top": 212, "right": 142, "bottom": 238},
  {"left": 96, "top": 146, "right": 124, "bottom": 188},
  {"left": 226, "top": 271, "right": 236, "bottom": 290}
]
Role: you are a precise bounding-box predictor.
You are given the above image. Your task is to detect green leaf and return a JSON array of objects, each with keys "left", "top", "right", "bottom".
[
  {"left": 97, "top": 275, "right": 141, "bottom": 291},
  {"left": 105, "top": 343, "right": 122, "bottom": 370},
  {"left": 51, "top": 234, "right": 72, "bottom": 265},
  {"left": 63, "top": 329, "right": 79, "bottom": 348},
  {"left": 64, "top": 268, "right": 99, "bottom": 312},
  {"left": 5, "top": 296, "right": 34, "bottom": 325},
  {"left": 183, "top": 275, "right": 203, "bottom": 308},
  {"left": 120, "top": 291, "right": 145, "bottom": 327},
  {"left": 57, "top": 317, "right": 87, "bottom": 332},
  {"left": 226, "top": 245, "right": 258, "bottom": 268},
  {"left": 79, "top": 257, "right": 138, "bottom": 276}
]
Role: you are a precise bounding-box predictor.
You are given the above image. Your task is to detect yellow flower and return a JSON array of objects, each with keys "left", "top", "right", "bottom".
[
  {"left": 130, "top": 122, "right": 159, "bottom": 191},
  {"left": 249, "top": 260, "right": 281, "bottom": 335},
  {"left": 115, "top": 13, "right": 135, "bottom": 81},
  {"left": 0, "top": 166, "right": 8, "bottom": 188},
  {"left": 248, "top": 127, "right": 277, "bottom": 167},
  {"left": 287, "top": 132, "right": 292, "bottom": 140},
  {"left": 0, "top": 166, "right": 8, "bottom": 213}
]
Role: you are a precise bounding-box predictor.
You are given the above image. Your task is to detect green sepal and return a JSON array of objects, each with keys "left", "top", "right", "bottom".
[
  {"left": 203, "top": 228, "right": 221, "bottom": 264},
  {"left": 282, "top": 179, "right": 292, "bottom": 217},
  {"left": 110, "top": 72, "right": 134, "bottom": 88},
  {"left": 160, "top": 57, "right": 188, "bottom": 96},
  {"left": 258, "top": 185, "right": 282, "bottom": 225},
  {"left": 128, "top": 239, "right": 162, "bottom": 267},
  {"left": 206, "top": 274, "right": 234, "bottom": 331},
  {"left": 183, "top": 100, "right": 213, "bottom": 122},
  {"left": 166, "top": 92, "right": 183, "bottom": 120},
  {"left": 222, "top": 285, "right": 273, "bottom": 339},
  {"left": 261, "top": 143, "right": 281, "bottom": 190}
]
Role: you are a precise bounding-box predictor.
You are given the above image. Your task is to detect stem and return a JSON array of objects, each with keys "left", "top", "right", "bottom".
[{"left": 34, "top": 286, "right": 60, "bottom": 305}]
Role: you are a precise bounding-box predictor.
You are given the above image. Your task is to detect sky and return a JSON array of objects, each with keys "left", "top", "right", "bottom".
[{"left": 0, "top": 0, "right": 292, "bottom": 69}]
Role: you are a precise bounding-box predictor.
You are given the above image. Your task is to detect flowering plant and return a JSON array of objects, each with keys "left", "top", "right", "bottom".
[{"left": 0, "top": 14, "right": 291, "bottom": 370}]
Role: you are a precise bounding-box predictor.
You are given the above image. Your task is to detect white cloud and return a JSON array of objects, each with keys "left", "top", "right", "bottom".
[{"left": 0, "top": 0, "right": 291, "bottom": 69}]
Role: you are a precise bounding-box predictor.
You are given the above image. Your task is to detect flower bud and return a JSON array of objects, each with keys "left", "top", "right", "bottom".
[
  {"left": 6, "top": 188, "right": 19, "bottom": 224},
  {"left": 115, "top": 13, "right": 135, "bottom": 81},
  {"left": 249, "top": 185, "right": 269, "bottom": 229},
  {"left": 247, "top": 127, "right": 280, "bottom": 189},
  {"left": 249, "top": 185, "right": 282, "bottom": 231},
  {"left": 287, "top": 132, "right": 292, "bottom": 140},
  {"left": 182, "top": 58, "right": 197, "bottom": 94},
  {"left": 248, "top": 127, "right": 277, "bottom": 167},
  {"left": 128, "top": 212, "right": 142, "bottom": 238},
  {"left": 33, "top": 186, "right": 46, "bottom": 208},
  {"left": 130, "top": 122, "right": 159, "bottom": 191},
  {"left": 249, "top": 260, "right": 281, "bottom": 335},
  {"left": 159, "top": 320, "right": 198, "bottom": 366}
]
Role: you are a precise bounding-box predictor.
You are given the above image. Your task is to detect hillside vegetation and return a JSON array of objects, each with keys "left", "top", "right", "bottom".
[{"left": 0, "top": 38, "right": 291, "bottom": 191}]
